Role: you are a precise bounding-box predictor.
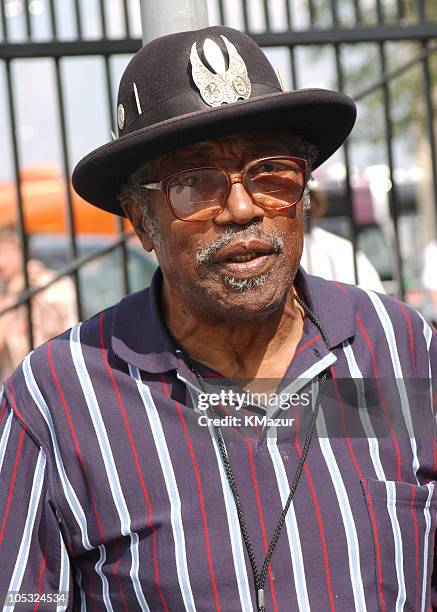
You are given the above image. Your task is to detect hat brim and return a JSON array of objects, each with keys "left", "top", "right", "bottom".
[{"left": 72, "top": 88, "right": 356, "bottom": 216}]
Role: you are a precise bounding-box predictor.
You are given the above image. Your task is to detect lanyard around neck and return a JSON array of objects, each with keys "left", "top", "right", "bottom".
[{"left": 170, "top": 294, "right": 331, "bottom": 611}]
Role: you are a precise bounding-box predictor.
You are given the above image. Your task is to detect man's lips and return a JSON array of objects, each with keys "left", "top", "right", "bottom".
[
  {"left": 212, "top": 239, "right": 278, "bottom": 278},
  {"left": 213, "top": 240, "right": 276, "bottom": 264}
]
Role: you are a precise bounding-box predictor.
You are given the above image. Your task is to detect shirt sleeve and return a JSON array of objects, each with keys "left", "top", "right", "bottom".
[{"left": 0, "top": 394, "right": 73, "bottom": 611}]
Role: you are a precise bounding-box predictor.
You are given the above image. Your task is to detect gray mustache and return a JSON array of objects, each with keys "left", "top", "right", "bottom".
[{"left": 195, "top": 224, "right": 285, "bottom": 265}]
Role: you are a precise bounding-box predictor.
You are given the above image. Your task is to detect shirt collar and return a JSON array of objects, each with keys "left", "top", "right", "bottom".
[
  {"left": 294, "top": 267, "right": 357, "bottom": 350},
  {"left": 112, "top": 267, "right": 179, "bottom": 373},
  {"left": 111, "top": 265, "right": 357, "bottom": 373}
]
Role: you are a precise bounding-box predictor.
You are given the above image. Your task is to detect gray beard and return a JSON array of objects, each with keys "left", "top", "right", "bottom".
[{"left": 223, "top": 273, "right": 269, "bottom": 292}]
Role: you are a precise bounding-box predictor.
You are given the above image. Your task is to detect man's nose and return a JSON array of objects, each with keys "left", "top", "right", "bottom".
[{"left": 213, "top": 179, "right": 265, "bottom": 226}]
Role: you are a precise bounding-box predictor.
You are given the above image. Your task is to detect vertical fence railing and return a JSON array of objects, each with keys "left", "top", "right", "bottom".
[
  {"left": 241, "top": 0, "right": 249, "bottom": 32},
  {"left": 122, "top": 0, "right": 131, "bottom": 38},
  {"left": 353, "top": 0, "right": 362, "bottom": 25},
  {"left": 1, "top": 0, "right": 34, "bottom": 347},
  {"left": 23, "top": 0, "right": 31, "bottom": 39},
  {"left": 0, "top": 0, "right": 436, "bottom": 358},
  {"left": 48, "top": 0, "right": 83, "bottom": 320},
  {"left": 376, "top": 0, "right": 406, "bottom": 297},
  {"left": 330, "top": 0, "right": 360, "bottom": 285},
  {"left": 417, "top": 0, "right": 425, "bottom": 22},
  {"left": 421, "top": 38, "right": 437, "bottom": 225},
  {"left": 261, "top": 0, "right": 270, "bottom": 31},
  {"left": 308, "top": 0, "right": 316, "bottom": 28},
  {"left": 284, "top": 0, "right": 298, "bottom": 90},
  {"left": 98, "top": 0, "right": 130, "bottom": 296},
  {"left": 73, "top": 0, "right": 83, "bottom": 38}
]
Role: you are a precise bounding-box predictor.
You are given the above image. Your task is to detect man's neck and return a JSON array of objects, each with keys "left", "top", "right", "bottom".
[{"left": 161, "top": 282, "right": 305, "bottom": 380}]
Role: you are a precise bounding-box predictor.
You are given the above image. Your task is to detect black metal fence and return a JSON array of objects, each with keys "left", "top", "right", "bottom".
[{"left": 0, "top": 0, "right": 436, "bottom": 367}]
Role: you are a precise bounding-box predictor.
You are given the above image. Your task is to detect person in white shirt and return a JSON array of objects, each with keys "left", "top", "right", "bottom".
[
  {"left": 421, "top": 240, "right": 437, "bottom": 324},
  {"left": 301, "top": 187, "right": 385, "bottom": 292}
]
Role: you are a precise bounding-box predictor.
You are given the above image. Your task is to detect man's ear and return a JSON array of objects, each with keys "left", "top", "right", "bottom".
[{"left": 122, "top": 200, "right": 155, "bottom": 252}]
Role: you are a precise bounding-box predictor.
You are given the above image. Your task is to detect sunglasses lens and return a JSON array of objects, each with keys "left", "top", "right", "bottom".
[
  {"left": 246, "top": 158, "right": 305, "bottom": 209},
  {"left": 168, "top": 169, "right": 228, "bottom": 221}
]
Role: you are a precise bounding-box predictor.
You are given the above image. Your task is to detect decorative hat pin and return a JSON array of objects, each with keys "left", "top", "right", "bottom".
[
  {"left": 133, "top": 82, "right": 142, "bottom": 115},
  {"left": 190, "top": 35, "right": 252, "bottom": 107}
]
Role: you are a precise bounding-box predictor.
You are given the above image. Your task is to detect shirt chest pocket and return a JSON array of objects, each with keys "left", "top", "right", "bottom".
[{"left": 361, "top": 478, "right": 437, "bottom": 612}]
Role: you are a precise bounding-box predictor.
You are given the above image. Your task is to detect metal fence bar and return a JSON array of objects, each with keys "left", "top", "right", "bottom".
[
  {"left": 0, "top": 39, "right": 142, "bottom": 59},
  {"left": 288, "top": 46, "right": 298, "bottom": 89},
  {"left": 122, "top": 0, "right": 131, "bottom": 38},
  {"left": 262, "top": 0, "right": 270, "bottom": 30},
  {"left": 374, "top": 0, "right": 405, "bottom": 298},
  {"left": 53, "top": 64, "right": 83, "bottom": 319},
  {"left": 352, "top": 0, "right": 362, "bottom": 25},
  {"left": 378, "top": 40, "right": 405, "bottom": 298},
  {"left": 284, "top": 0, "right": 298, "bottom": 89},
  {"left": 353, "top": 42, "right": 437, "bottom": 101},
  {"left": 217, "top": 0, "right": 226, "bottom": 26},
  {"left": 0, "top": 0, "right": 8, "bottom": 41},
  {"left": 48, "top": 0, "right": 83, "bottom": 319},
  {"left": 284, "top": 0, "right": 292, "bottom": 29},
  {"left": 98, "top": 0, "right": 107, "bottom": 37},
  {"left": 2, "top": 23, "right": 437, "bottom": 59},
  {"left": 417, "top": 0, "right": 425, "bottom": 21},
  {"left": 375, "top": 0, "right": 384, "bottom": 24},
  {"left": 0, "top": 232, "right": 135, "bottom": 317},
  {"left": 73, "top": 0, "right": 83, "bottom": 39},
  {"left": 330, "top": 0, "right": 359, "bottom": 284},
  {"left": 48, "top": 0, "right": 57, "bottom": 40},
  {"left": 421, "top": 39, "right": 437, "bottom": 227},
  {"left": 396, "top": 0, "right": 405, "bottom": 21},
  {"left": 23, "top": 0, "right": 32, "bottom": 40},
  {"left": 241, "top": 0, "right": 249, "bottom": 31},
  {"left": 249, "top": 23, "right": 437, "bottom": 45},
  {"left": 1, "top": 0, "right": 34, "bottom": 349},
  {"left": 98, "top": 0, "right": 130, "bottom": 295},
  {"left": 4, "top": 59, "right": 34, "bottom": 347},
  {"left": 307, "top": 0, "right": 316, "bottom": 28},
  {"left": 330, "top": 0, "right": 338, "bottom": 26}
]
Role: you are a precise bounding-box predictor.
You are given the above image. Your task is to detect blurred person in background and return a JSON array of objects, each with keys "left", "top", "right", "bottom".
[
  {"left": 0, "top": 224, "right": 77, "bottom": 380},
  {"left": 301, "top": 186, "right": 385, "bottom": 292},
  {"left": 422, "top": 239, "right": 437, "bottom": 326}
]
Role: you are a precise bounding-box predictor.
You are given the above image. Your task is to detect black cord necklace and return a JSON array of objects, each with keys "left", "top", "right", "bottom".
[{"left": 173, "top": 294, "right": 331, "bottom": 612}]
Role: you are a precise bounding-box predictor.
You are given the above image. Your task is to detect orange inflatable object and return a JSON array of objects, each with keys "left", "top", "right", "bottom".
[{"left": 0, "top": 164, "right": 131, "bottom": 234}]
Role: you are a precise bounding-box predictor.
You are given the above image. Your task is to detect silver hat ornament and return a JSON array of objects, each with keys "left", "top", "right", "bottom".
[
  {"left": 117, "top": 103, "right": 125, "bottom": 130},
  {"left": 190, "top": 35, "right": 252, "bottom": 107}
]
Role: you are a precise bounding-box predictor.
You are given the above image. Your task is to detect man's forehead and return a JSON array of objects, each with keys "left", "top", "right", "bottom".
[{"left": 154, "top": 129, "right": 296, "bottom": 169}]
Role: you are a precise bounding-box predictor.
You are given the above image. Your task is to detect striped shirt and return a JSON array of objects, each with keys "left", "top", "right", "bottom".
[{"left": 1, "top": 266, "right": 436, "bottom": 611}]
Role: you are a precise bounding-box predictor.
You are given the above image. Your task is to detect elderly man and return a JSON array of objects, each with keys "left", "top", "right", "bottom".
[{"left": 1, "top": 26, "right": 436, "bottom": 612}]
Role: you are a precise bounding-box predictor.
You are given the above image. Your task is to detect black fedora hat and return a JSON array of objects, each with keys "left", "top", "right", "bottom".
[{"left": 72, "top": 25, "right": 357, "bottom": 217}]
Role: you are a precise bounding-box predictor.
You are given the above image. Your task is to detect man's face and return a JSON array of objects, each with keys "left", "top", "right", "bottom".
[{"left": 129, "top": 130, "right": 307, "bottom": 323}]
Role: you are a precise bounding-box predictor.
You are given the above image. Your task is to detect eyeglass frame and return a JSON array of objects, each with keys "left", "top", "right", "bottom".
[{"left": 141, "top": 155, "right": 308, "bottom": 222}]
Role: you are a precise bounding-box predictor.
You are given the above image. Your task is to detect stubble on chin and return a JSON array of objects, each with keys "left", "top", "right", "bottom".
[{"left": 222, "top": 272, "right": 269, "bottom": 292}]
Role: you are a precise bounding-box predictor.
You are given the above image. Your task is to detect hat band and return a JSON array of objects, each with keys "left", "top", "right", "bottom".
[{"left": 120, "top": 83, "right": 282, "bottom": 137}]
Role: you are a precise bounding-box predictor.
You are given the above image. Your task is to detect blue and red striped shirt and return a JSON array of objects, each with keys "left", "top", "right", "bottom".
[{"left": 1, "top": 266, "right": 436, "bottom": 611}]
